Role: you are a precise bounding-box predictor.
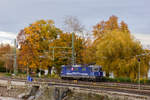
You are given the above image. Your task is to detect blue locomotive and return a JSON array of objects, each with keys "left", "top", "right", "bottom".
[{"left": 60, "top": 65, "right": 103, "bottom": 81}]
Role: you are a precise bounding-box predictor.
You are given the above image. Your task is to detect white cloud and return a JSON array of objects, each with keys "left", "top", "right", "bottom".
[
  {"left": 0, "top": 31, "right": 16, "bottom": 44},
  {"left": 0, "top": 31, "right": 16, "bottom": 39},
  {"left": 132, "top": 33, "right": 150, "bottom": 49}
]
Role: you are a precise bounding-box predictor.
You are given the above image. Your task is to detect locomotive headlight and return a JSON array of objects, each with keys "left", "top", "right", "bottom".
[{"left": 71, "top": 68, "right": 74, "bottom": 71}]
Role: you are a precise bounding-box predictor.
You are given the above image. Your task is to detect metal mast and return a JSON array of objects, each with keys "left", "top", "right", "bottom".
[
  {"left": 72, "top": 32, "right": 75, "bottom": 65},
  {"left": 13, "top": 39, "right": 17, "bottom": 75}
]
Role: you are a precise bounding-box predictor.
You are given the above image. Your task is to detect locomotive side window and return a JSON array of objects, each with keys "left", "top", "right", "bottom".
[
  {"left": 72, "top": 67, "right": 78, "bottom": 71},
  {"left": 92, "top": 67, "right": 99, "bottom": 72},
  {"left": 82, "top": 67, "right": 86, "bottom": 71}
]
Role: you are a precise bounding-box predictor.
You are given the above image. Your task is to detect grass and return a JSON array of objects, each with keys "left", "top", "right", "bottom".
[{"left": 0, "top": 72, "right": 12, "bottom": 77}]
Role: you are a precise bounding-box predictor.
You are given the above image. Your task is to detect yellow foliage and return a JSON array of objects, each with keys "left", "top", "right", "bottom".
[
  {"left": 17, "top": 19, "right": 62, "bottom": 70},
  {"left": 96, "top": 30, "right": 149, "bottom": 79}
]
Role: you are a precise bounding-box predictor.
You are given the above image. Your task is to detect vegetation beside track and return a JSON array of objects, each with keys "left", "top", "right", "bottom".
[
  {"left": 102, "top": 77, "right": 150, "bottom": 84},
  {"left": 1, "top": 71, "right": 150, "bottom": 84}
]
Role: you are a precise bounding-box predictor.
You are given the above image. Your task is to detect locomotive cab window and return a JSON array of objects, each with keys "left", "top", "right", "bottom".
[
  {"left": 67, "top": 67, "right": 71, "bottom": 71},
  {"left": 99, "top": 67, "right": 102, "bottom": 71}
]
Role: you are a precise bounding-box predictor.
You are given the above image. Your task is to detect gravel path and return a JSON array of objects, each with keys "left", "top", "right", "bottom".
[{"left": 0, "top": 97, "right": 18, "bottom": 100}]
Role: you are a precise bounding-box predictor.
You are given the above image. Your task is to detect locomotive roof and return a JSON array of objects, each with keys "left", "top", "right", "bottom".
[{"left": 61, "top": 65, "right": 101, "bottom": 68}]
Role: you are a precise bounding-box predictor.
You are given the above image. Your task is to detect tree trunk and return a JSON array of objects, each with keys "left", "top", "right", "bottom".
[{"left": 106, "top": 72, "right": 109, "bottom": 77}]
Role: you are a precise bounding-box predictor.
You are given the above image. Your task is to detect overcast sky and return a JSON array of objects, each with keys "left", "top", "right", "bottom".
[{"left": 0, "top": 0, "right": 150, "bottom": 46}]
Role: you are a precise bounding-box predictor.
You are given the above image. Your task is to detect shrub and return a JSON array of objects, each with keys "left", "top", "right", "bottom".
[
  {"left": 117, "top": 77, "right": 131, "bottom": 83},
  {"left": 103, "top": 77, "right": 150, "bottom": 84},
  {"left": 50, "top": 73, "right": 60, "bottom": 79},
  {"left": 103, "top": 77, "right": 131, "bottom": 83},
  {"left": 5, "top": 73, "right": 11, "bottom": 77}
]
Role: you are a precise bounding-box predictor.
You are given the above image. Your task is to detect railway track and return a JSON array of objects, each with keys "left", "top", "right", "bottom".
[
  {"left": 0, "top": 77, "right": 150, "bottom": 96},
  {"left": 49, "top": 82, "right": 150, "bottom": 96}
]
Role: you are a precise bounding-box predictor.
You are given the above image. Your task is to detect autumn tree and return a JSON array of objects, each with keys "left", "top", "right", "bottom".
[
  {"left": 90, "top": 16, "right": 122, "bottom": 66},
  {"left": 82, "top": 38, "right": 97, "bottom": 64},
  {"left": 96, "top": 30, "right": 149, "bottom": 79},
  {"left": 120, "top": 21, "right": 130, "bottom": 33},
  {"left": 0, "top": 43, "right": 13, "bottom": 72},
  {"left": 17, "top": 20, "right": 62, "bottom": 72},
  {"left": 92, "top": 15, "right": 149, "bottom": 79},
  {"left": 93, "top": 15, "right": 130, "bottom": 40}
]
